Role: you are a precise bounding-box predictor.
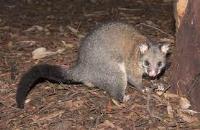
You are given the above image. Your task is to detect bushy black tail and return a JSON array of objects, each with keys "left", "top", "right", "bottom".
[{"left": 16, "top": 64, "right": 75, "bottom": 108}]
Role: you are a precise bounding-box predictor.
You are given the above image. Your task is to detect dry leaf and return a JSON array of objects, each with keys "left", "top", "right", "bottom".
[
  {"left": 73, "top": 100, "right": 84, "bottom": 108},
  {"left": 156, "top": 91, "right": 163, "bottom": 96},
  {"left": 179, "top": 111, "right": 199, "bottom": 123},
  {"left": 111, "top": 99, "right": 120, "bottom": 107},
  {"left": 180, "top": 97, "right": 191, "bottom": 109},
  {"left": 25, "top": 25, "right": 43, "bottom": 32},
  {"left": 181, "top": 109, "right": 199, "bottom": 115},
  {"left": 25, "top": 98, "right": 31, "bottom": 104},
  {"left": 167, "top": 102, "right": 174, "bottom": 118},
  {"left": 163, "top": 92, "right": 179, "bottom": 99},
  {"left": 32, "top": 47, "right": 53, "bottom": 59},
  {"left": 67, "top": 25, "right": 78, "bottom": 34},
  {"left": 61, "top": 40, "right": 74, "bottom": 48},
  {"left": 36, "top": 110, "right": 65, "bottom": 123},
  {"left": 67, "top": 25, "right": 84, "bottom": 38},
  {"left": 65, "top": 100, "right": 84, "bottom": 111},
  {"left": 32, "top": 47, "right": 65, "bottom": 59},
  {"left": 160, "top": 38, "right": 174, "bottom": 43},
  {"left": 98, "top": 120, "right": 115, "bottom": 129}
]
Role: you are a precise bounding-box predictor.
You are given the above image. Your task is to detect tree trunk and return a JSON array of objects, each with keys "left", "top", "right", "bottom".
[{"left": 170, "top": 0, "right": 200, "bottom": 111}]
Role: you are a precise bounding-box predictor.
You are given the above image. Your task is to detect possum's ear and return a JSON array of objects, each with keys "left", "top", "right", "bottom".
[
  {"left": 139, "top": 43, "right": 149, "bottom": 54},
  {"left": 160, "top": 44, "right": 170, "bottom": 54}
]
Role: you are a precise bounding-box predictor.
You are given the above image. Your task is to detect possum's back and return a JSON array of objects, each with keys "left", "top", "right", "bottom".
[{"left": 77, "top": 22, "right": 146, "bottom": 65}]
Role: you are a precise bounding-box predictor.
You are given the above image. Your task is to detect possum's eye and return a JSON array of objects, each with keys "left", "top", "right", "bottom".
[
  {"left": 157, "top": 61, "right": 162, "bottom": 67},
  {"left": 144, "top": 60, "right": 150, "bottom": 66}
]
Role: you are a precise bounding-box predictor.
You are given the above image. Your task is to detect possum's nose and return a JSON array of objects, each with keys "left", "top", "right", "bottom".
[{"left": 148, "top": 70, "right": 157, "bottom": 77}]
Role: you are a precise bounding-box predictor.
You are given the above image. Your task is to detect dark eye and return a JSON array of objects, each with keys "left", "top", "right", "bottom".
[
  {"left": 144, "top": 60, "right": 150, "bottom": 66},
  {"left": 157, "top": 61, "right": 162, "bottom": 67}
]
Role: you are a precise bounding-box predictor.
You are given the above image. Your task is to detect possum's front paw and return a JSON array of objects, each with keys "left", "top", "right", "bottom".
[
  {"left": 123, "top": 95, "right": 130, "bottom": 102},
  {"left": 111, "top": 95, "right": 130, "bottom": 106},
  {"left": 142, "top": 87, "right": 150, "bottom": 93},
  {"left": 156, "top": 83, "right": 165, "bottom": 91},
  {"left": 136, "top": 86, "right": 151, "bottom": 93}
]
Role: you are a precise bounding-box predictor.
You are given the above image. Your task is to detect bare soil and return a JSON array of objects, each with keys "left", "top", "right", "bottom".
[{"left": 0, "top": 0, "right": 199, "bottom": 130}]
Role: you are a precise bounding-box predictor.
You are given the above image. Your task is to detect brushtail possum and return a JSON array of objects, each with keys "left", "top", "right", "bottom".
[{"left": 16, "top": 22, "right": 170, "bottom": 108}]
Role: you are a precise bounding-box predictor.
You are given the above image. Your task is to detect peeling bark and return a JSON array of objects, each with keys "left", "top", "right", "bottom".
[{"left": 174, "top": 0, "right": 188, "bottom": 31}]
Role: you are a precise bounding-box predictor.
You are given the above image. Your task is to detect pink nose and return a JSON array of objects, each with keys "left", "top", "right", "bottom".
[{"left": 149, "top": 70, "right": 157, "bottom": 77}]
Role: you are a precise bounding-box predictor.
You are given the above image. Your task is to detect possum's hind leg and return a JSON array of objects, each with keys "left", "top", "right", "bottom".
[
  {"left": 109, "top": 79, "right": 129, "bottom": 102},
  {"left": 113, "top": 62, "right": 129, "bottom": 102},
  {"left": 91, "top": 62, "right": 129, "bottom": 102}
]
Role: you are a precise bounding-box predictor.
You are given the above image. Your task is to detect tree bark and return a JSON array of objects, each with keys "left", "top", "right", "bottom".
[
  {"left": 174, "top": 0, "right": 188, "bottom": 30},
  {"left": 170, "top": 0, "right": 200, "bottom": 111}
]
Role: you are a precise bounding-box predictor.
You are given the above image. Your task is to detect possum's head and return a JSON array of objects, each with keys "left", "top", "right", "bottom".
[{"left": 139, "top": 42, "right": 170, "bottom": 78}]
